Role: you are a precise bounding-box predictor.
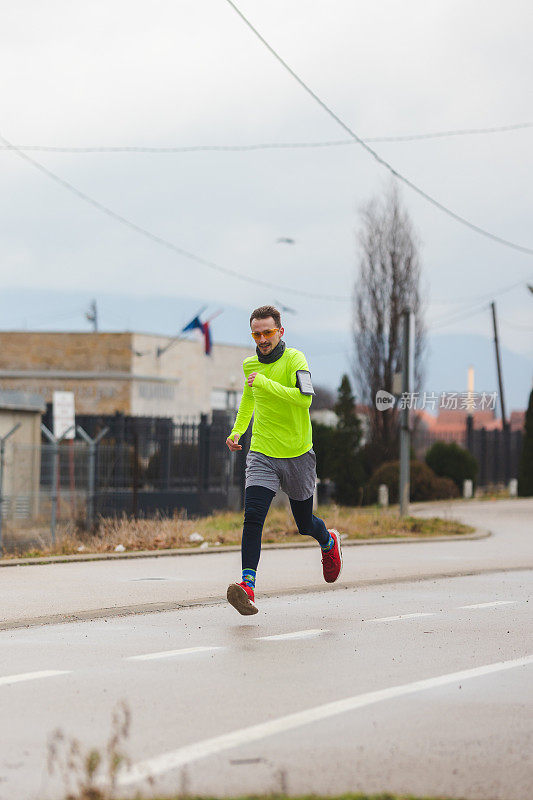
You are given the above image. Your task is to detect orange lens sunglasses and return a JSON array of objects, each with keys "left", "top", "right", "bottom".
[{"left": 251, "top": 328, "right": 279, "bottom": 342}]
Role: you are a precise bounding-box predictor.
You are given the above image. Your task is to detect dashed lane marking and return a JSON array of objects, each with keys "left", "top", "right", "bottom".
[
  {"left": 367, "top": 613, "right": 436, "bottom": 623},
  {"left": 255, "top": 629, "right": 327, "bottom": 641},
  {"left": 0, "top": 670, "right": 71, "bottom": 687},
  {"left": 127, "top": 646, "right": 222, "bottom": 661},
  {"left": 116, "top": 653, "right": 533, "bottom": 786},
  {"left": 458, "top": 601, "right": 517, "bottom": 610}
]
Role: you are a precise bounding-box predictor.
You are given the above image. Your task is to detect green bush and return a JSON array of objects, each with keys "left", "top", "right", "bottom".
[
  {"left": 365, "top": 460, "right": 459, "bottom": 504},
  {"left": 425, "top": 441, "right": 478, "bottom": 491}
]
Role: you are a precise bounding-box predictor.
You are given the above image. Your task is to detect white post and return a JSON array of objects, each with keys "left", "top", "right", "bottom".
[
  {"left": 463, "top": 479, "right": 473, "bottom": 499},
  {"left": 378, "top": 484, "right": 389, "bottom": 507}
]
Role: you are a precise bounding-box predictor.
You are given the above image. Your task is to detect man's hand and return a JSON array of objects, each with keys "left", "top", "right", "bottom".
[
  {"left": 247, "top": 371, "right": 258, "bottom": 387},
  {"left": 226, "top": 434, "right": 242, "bottom": 452}
]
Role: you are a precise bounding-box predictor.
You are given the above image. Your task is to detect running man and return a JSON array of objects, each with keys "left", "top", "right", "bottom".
[{"left": 225, "top": 305, "right": 342, "bottom": 615}]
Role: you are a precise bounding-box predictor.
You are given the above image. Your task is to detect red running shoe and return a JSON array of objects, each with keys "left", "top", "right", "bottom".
[
  {"left": 321, "top": 529, "right": 342, "bottom": 583},
  {"left": 227, "top": 581, "right": 259, "bottom": 615}
]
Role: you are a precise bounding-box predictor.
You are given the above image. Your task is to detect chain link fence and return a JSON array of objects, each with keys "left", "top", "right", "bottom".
[{"left": 0, "top": 412, "right": 248, "bottom": 555}]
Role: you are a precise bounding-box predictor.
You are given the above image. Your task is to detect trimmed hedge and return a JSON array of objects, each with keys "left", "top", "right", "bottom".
[
  {"left": 425, "top": 441, "right": 478, "bottom": 491},
  {"left": 365, "top": 460, "right": 459, "bottom": 504}
]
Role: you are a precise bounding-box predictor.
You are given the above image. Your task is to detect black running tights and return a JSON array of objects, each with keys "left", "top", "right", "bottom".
[{"left": 241, "top": 485, "right": 330, "bottom": 571}]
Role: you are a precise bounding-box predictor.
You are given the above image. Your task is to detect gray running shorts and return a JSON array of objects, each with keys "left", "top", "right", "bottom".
[{"left": 245, "top": 449, "right": 317, "bottom": 501}]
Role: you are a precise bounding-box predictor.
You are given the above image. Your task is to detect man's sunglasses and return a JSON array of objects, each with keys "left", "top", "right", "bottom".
[{"left": 251, "top": 328, "right": 279, "bottom": 342}]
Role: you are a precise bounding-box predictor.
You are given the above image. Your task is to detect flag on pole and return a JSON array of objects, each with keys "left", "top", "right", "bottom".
[{"left": 182, "top": 315, "right": 212, "bottom": 355}]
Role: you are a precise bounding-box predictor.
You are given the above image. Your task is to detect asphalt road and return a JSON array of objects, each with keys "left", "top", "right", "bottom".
[
  {"left": 1, "top": 498, "right": 532, "bottom": 629},
  {"left": 1, "top": 570, "right": 531, "bottom": 800},
  {"left": 1, "top": 498, "right": 532, "bottom": 800}
]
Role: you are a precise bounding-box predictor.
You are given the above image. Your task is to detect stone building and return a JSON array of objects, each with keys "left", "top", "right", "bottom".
[
  {"left": 0, "top": 331, "right": 251, "bottom": 420},
  {"left": 0, "top": 390, "right": 45, "bottom": 519}
]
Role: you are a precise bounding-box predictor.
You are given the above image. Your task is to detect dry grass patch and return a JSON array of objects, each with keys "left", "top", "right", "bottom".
[{"left": 2, "top": 505, "right": 473, "bottom": 560}]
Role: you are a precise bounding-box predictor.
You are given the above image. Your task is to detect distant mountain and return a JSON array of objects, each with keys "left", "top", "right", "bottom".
[{"left": 0, "top": 288, "right": 530, "bottom": 412}]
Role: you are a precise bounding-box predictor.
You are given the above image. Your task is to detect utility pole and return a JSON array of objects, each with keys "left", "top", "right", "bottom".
[
  {"left": 490, "top": 301, "right": 510, "bottom": 483},
  {"left": 399, "top": 308, "right": 415, "bottom": 517},
  {"left": 490, "top": 302, "right": 507, "bottom": 427}
]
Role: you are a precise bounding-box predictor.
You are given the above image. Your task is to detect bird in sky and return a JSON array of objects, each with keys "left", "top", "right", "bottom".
[
  {"left": 275, "top": 299, "right": 297, "bottom": 314},
  {"left": 276, "top": 237, "right": 295, "bottom": 244}
]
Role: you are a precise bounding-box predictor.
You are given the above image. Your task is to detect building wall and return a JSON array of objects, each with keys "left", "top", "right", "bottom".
[
  {"left": 130, "top": 333, "right": 250, "bottom": 419},
  {"left": 0, "top": 332, "right": 134, "bottom": 415},
  {"left": 0, "top": 331, "right": 251, "bottom": 421},
  {"left": 0, "top": 332, "right": 132, "bottom": 371},
  {"left": 0, "top": 403, "right": 44, "bottom": 517}
]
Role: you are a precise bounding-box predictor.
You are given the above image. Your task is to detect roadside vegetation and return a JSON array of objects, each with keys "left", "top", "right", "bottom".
[
  {"left": 43, "top": 703, "right": 501, "bottom": 800},
  {"left": 2, "top": 504, "right": 474, "bottom": 559},
  {"left": 46, "top": 711, "right": 473, "bottom": 800},
  {"left": 104, "top": 795, "right": 472, "bottom": 800}
]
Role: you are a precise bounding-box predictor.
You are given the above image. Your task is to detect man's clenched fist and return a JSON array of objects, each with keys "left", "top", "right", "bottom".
[{"left": 226, "top": 433, "right": 242, "bottom": 451}]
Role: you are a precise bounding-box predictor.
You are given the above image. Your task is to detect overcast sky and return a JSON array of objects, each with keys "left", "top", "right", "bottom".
[{"left": 1, "top": 1, "right": 532, "bottom": 386}]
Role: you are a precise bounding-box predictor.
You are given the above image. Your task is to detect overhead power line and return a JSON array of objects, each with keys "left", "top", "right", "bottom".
[
  {"left": 223, "top": 0, "right": 533, "bottom": 257},
  {"left": 429, "top": 302, "right": 491, "bottom": 331},
  {"left": 429, "top": 279, "right": 531, "bottom": 327},
  {"left": 2, "top": 131, "right": 531, "bottom": 313},
  {"left": 434, "top": 279, "right": 527, "bottom": 309},
  {"left": 499, "top": 317, "right": 533, "bottom": 332},
  {"left": 1, "top": 122, "right": 531, "bottom": 153},
  {"left": 0, "top": 131, "right": 346, "bottom": 302}
]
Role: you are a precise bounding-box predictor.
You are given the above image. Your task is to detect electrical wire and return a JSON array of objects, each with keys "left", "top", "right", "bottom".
[
  {"left": 433, "top": 279, "right": 527, "bottom": 310},
  {"left": 428, "top": 302, "right": 491, "bottom": 331},
  {"left": 3, "top": 127, "right": 530, "bottom": 319},
  {"left": 3, "top": 129, "right": 531, "bottom": 319},
  {"left": 0, "top": 131, "right": 347, "bottom": 303},
  {"left": 223, "top": 0, "right": 533, "bottom": 257},
  {"left": 429, "top": 278, "right": 533, "bottom": 328},
  {"left": 1, "top": 122, "right": 530, "bottom": 153},
  {"left": 499, "top": 317, "right": 533, "bottom": 332}
]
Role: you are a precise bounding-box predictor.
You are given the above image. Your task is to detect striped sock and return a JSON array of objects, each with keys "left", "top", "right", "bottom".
[
  {"left": 321, "top": 533, "right": 334, "bottom": 552},
  {"left": 242, "top": 569, "right": 256, "bottom": 589}
]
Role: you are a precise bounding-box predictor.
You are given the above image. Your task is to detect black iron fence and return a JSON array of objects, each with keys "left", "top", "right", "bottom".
[
  {"left": 90, "top": 412, "right": 249, "bottom": 518},
  {"left": 2, "top": 411, "right": 248, "bottom": 541},
  {"left": 466, "top": 417, "right": 523, "bottom": 487}
]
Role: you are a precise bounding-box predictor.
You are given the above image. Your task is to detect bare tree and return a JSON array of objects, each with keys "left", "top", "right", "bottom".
[{"left": 352, "top": 182, "right": 426, "bottom": 471}]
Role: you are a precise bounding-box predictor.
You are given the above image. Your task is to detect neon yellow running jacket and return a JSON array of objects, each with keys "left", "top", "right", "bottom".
[{"left": 229, "top": 347, "right": 313, "bottom": 458}]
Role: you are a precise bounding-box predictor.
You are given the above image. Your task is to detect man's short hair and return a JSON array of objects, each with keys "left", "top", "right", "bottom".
[{"left": 250, "top": 305, "right": 282, "bottom": 329}]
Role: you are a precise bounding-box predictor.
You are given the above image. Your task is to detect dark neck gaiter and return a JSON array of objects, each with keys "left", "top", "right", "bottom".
[{"left": 256, "top": 339, "right": 286, "bottom": 364}]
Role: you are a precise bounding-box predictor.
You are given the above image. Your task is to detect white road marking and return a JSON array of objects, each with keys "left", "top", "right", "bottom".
[
  {"left": 127, "top": 646, "right": 222, "bottom": 661},
  {"left": 0, "top": 670, "right": 70, "bottom": 687},
  {"left": 256, "top": 629, "right": 327, "bottom": 641},
  {"left": 117, "top": 653, "right": 533, "bottom": 786},
  {"left": 458, "top": 601, "right": 517, "bottom": 610},
  {"left": 367, "top": 613, "right": 435, "bottom": 623}
]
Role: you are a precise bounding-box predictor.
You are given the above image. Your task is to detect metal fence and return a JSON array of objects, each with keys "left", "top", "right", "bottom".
[
  {"left": 465, "top": 419, "right": 523, "bottom": 487},
  {"left": 0, "top": 412, "right": 248, "bottom": 553}
]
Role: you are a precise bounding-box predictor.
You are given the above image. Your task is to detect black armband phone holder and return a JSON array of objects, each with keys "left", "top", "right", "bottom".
[{"left": 296, "top": 370, "right": 315, "bottom": 395}]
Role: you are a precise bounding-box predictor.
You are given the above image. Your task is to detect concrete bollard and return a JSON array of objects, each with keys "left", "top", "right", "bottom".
[
  {"left": 509, "top": 478, "right": 518, "bottom": 497},
  {"left": 378, "top": 484, "right": 389, "bottom": 507},
  {"left": 463, "top": 479, "right": 473, "bottom": 499}
]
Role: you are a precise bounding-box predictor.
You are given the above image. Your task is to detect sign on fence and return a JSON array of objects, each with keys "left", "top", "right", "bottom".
[{"left": 53, "top": 391, "right": 75, "bottom": 439}]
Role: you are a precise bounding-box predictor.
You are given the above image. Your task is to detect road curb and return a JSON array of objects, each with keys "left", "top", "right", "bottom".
[
  {"left": 1, "top": 562, "right": 529, "bottom": 632},
  {"left": 0, "top": 529, "right": 488, "bottom": 568}
]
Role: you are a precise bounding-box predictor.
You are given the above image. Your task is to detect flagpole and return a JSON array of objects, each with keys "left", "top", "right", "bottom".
[{"left": 156, "top": 305, "right": 209, "bottom": 358}]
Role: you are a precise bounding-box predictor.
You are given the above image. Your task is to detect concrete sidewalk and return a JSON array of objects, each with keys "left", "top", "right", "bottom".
[{"left": 1, "top": 498, "right": 532, "bottom": 629}]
